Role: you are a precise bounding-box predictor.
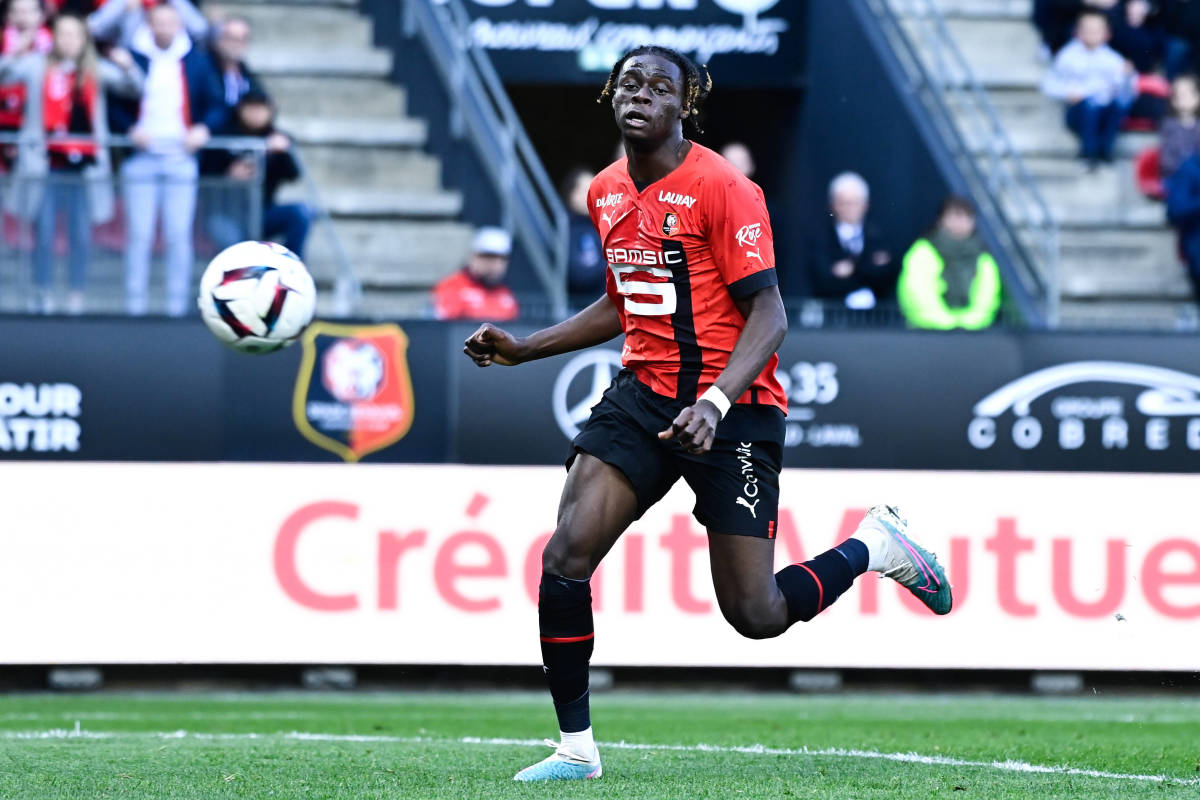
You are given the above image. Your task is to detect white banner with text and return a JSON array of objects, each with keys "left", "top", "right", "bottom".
[{"left": 1, "top": 463, "right": 1196, "bottom": 669}]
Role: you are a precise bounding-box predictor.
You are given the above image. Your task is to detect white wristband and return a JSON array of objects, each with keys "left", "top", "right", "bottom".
[{"left": 700, "top": 385, "right": 732, "bottom": 419}]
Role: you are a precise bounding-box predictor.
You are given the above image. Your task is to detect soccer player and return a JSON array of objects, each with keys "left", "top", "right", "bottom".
[{"left": 463, "top": 45, "right": 953, "bottom": 782}]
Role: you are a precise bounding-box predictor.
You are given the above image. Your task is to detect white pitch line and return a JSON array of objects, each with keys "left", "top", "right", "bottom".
[{"left": 4, "top": 729, "right": 1198, "bottom": 786}]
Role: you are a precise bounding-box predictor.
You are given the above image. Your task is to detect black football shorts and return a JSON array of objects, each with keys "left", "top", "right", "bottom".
[{"left": 568, "top": 369, "right": 785, "bottom": 539}]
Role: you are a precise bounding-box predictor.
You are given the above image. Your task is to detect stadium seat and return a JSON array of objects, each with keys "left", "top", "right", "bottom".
[
  {"left": 1137, "top": 73, "right": 1172, "bottom": 99},
  {"left": 1135, "top": 146, "right": 1166, "bottom": 201}
]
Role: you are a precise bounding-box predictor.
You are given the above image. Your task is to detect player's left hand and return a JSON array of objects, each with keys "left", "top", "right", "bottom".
[{"left": 658, "top": 401, "right": 721, "bottom": 455}]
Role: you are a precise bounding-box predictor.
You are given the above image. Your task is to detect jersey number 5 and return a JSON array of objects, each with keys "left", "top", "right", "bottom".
[{"left": 610, "top": 264, "right": 677, "bottom": 316}]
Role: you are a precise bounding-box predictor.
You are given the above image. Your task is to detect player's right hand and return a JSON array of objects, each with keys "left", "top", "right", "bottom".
[{"left": 463, "top": 323, "right": 525, "bottom": 368}]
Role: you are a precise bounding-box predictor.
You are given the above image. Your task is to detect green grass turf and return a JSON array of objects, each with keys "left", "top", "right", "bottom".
[{"left": 1, "top": 690, "right": 1198, "bottom": 799}]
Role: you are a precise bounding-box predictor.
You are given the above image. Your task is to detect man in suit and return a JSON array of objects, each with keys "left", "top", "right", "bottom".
[
  {"left": 806, "top": 172, "right": 895, "bottom": 309},
  {"left": 208, "top": 16, "right": 263, "bottom": 126}
]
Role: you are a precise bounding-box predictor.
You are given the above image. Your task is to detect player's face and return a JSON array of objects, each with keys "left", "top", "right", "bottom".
[{"left": 611, "top": 55, "right": 686, "bottom": 146}]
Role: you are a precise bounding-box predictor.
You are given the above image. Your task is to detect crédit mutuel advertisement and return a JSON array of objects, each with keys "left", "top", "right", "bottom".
[{"left": 1, "top": 463, "right": 1196, "bottom": 670}]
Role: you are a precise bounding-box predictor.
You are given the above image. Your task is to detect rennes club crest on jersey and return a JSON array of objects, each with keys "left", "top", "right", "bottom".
[
  {"left": 292, "top": 322, "right": 415, "bottom": 462},
  {"left": 662, "top": 211, "right": 679, "bottom": 237}
]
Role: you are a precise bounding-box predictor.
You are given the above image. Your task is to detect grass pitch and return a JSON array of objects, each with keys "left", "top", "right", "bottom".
[{"left": 2, "top": 690, "right": 1198, "bottom": 799}]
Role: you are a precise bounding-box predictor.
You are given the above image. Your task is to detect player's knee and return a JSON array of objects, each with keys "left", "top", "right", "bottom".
[
  {"left": 541, "top": 536, "right": 590, "bottom": 581},
  {"left": 722, "top": 604, "right": 785, "bottom": 640}
]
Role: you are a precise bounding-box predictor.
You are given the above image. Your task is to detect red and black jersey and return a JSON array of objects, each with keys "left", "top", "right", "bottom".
[{"left": 588, "top": 142, "right": 787, "bottom": 414}]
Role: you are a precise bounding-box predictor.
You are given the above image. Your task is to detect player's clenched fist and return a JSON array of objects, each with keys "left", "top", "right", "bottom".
[
  {"left": 658, "top": 401, "right": 721, "bottom": 455},
  {"left": 463, "top": 323, "right": 527, "bottom": 368}
]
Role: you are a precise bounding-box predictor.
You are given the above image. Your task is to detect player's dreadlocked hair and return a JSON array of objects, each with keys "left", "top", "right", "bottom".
[{"left": 597, "top": 45, "right": 713, "bottom": 134}]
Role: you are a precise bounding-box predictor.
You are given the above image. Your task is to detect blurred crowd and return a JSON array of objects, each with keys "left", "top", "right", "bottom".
[
  {"left": 0, "top": 0, "right": 307, "bottom": 315},
  {"left": 1035, "top": 1, "right": 1200, "bottom": 305}
]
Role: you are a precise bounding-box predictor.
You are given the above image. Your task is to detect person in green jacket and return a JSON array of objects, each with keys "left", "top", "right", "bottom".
[{"left": 898, "top": 195, "right": 1002, "bottom": 330}]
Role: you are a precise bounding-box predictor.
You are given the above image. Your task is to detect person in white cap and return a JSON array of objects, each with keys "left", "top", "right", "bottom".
[{"left": 432, "top": 226, "right": 519, "bottom": 321}]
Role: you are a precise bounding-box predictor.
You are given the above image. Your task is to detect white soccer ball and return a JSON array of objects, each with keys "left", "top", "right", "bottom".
[{"left": 198, "top": 241, "right": 317, "bottom": 354}]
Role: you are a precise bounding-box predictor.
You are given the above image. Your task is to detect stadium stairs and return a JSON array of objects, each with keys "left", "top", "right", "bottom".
[
  {"left": 224, "top": 0, "right": 474, "bottom": 317},
  {"left": 898, "top": 0, "right": 1196, "bottom": 329}
]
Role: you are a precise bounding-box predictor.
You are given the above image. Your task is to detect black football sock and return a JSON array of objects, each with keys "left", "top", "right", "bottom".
[
  {"left": 834, "top": 537, "right": 870, "bottom": 575},
  {"left": 774, "top": 539, "right": 870, "bottom": 624},
  {"left": 538, "top": 572, "right": 594, "bottom": 733}
]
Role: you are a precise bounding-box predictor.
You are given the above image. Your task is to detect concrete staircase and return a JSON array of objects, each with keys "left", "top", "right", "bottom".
[
  {"left": 901, "top": 0, "right": 1197, "bottom": 329},
  {"left": 217, "top": 0, "right": 473, "bottom": 318}
]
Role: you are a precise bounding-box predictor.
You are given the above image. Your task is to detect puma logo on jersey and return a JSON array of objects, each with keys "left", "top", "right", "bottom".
[
  {"left": 746, "top": 250, "right": 763, "bottom": 262},
  {"left": 601, "top": 210, "right": 615, "bottom": 228},
  {"left": 736, "top": 223, "right": 763, "bottom": 248},
  {"left": 595, "top": 193, "right": 624, "bottom": 209},
  {"left": 658, "top": 191, "right": 696, "bottom": 208},
  {"left": 736, "top": 497, "right": 761, "bottom": 518}
]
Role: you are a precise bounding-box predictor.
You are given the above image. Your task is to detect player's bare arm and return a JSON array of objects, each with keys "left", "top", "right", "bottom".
[
  {"left": 463, "top": 295, "right": 622, "bottom": 368},
  {"left": 658, "top": 285, "right": 787, "bottom": 454}
]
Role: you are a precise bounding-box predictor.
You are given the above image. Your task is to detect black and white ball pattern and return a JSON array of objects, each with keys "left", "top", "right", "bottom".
[{"left": 198, "top": 241, "right": 317, "bottom": 354}]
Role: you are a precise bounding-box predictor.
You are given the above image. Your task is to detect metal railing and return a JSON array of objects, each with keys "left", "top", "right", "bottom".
[
  {"left": 0, "top": 133, "right": 359, "bottom": 316},
  {"left": 865, "top": 0, "right": 1060, "bottom": 326},
  {"left": 290, "top": 147, "right": 362, "bottom": 317},
  {"left": 406, "top": 0, "right": 569, "bottom": 319}
]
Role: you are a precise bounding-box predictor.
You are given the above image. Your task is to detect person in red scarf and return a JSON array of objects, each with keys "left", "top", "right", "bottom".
[
  {"left": 1, "top": 0, "right": 52, "bottom": 173},
  {"left": 0, "top": 13, "right": 142, "bottom": 313}
]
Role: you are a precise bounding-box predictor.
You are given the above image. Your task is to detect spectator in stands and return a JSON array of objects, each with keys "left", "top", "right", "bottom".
[
  {"left": 1, "top": 0, "right": 50, "bottom": 54},
  {"left": 203, "top": 91, "right": 311, "bottom": 258},
  {"left": 1110, "top": 0, "right": 1170, "bottom": 126},
  {"left": 1110, "top": 0, "right": 1166, "bottom": 72},
  {"left": 1034, "top": 0, "right": 1119, "bottom": 54},
  {"left": 0, "top": 14, "right": 142, "bottom": 314},
  {"left": 433, "top": 226, "right": 519, "bottom": 321},
  {"left": 87, "top": 0, "right": 206, "bottom": 49},
  {"left": 561, "top": 166, "right": 603, "bottom": 306},
  {"left": 1160, "top": 0, "right": 1200, "bottom": 77},
  {"left": 1161, "top": 73, "right": 1200, "bottom": 177},
  {"left": 897, "top": 195, "right": 1002, "bottom": 330},
  {"left": 1166, "top": 151, "right": 1200, "bottom": 301},
  {"left": 805, "top": 171, "right": 894, "bottom": 309},
  {"left": 122, "top": 2, "right": 224, "bottom": 316},
  {"left": 207, "top": 16, "right": 261, "bottom": 125},
  {"left": 720, "top": 141, "right": 756, "bottom": 180},
  {"left": 2, "top": 0, "right": 52, "bottom": 172},
  {"left": 1042, "top": 10, "right": 1136, "bottom": 167}
]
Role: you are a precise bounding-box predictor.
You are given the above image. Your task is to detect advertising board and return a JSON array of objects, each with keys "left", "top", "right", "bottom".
[
  {"left": 439, "top": 0, "right": 805, "bottom": 87},
  {"left": 453, "top": 328, "right": 1200, "bottom": 473},
  {"left": 3, "top": 463, "right": 1195, "bottom": 670}
]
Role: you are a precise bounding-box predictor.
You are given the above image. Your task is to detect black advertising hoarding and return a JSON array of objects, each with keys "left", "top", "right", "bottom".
[
  {"left": 453, "top": 326, "right": 1200, "bottom": 472},
  {"left": 0, "top": 318, "right": 450, "bottom": 462},
  {"left": 446, "top": 0, "right": 805, "bottom": 87},
  {"left": 223, "top": 320, "right": 450, "bottom": 462},
  {"left": 2, "top": 317, "right": 1199, "bottom": 472},
  {"left": 0, "top": 318, "right": 225, "bottom": 460}
]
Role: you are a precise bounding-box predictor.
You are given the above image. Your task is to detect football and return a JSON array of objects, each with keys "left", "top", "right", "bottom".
[{"left": 197, "top": 241, "right": 317, "bottom": 354}]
